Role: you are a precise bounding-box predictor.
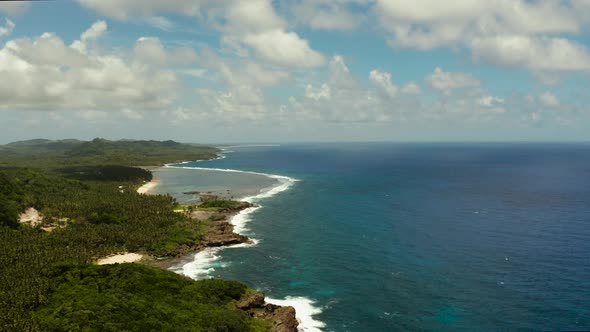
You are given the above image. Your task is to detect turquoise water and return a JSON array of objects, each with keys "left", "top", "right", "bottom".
[
  {"left": 150, "top": 166, "right": 277, "bottom": 202},
  {"left": 165, "top": 143, "right": 590, "bottom": 331}
]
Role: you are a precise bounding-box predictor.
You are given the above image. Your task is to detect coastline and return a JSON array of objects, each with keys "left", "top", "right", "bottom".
[
  {"left": 137, "top": 175, "right": 160, "bottom": 194},
  {"left": 139, "top": 153, "right": 325, "bottom": 332}
]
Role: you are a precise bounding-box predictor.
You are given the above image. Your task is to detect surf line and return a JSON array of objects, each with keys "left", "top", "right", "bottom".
[{"left": 165, "top": 161, "right": 325, "bottom": 331}]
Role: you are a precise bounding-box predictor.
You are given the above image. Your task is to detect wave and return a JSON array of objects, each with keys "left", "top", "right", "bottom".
[
  {"left": 171, "top": 240, "right": 258, "bottom": 280},
  {"left": 231, "top": 205, "right": 261, "bottom": 234},
  {"left": 266, "top": 296, "right": 326, "bottom": 332},
  {"left": 167, "top": 160, "right": 325, "bottom": 331},
  {"left": 164, "top": 165, "right": 299, "bottom": 203}
]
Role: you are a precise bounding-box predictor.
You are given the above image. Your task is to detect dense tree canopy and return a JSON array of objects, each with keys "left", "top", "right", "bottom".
[{"left": 0, "top": 139, "right": 270, "bottom": 331}]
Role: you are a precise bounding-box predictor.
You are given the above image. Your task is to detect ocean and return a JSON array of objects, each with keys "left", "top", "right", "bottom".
[{"left": 156, "top": 143, "right": 590, "bottom": 331}]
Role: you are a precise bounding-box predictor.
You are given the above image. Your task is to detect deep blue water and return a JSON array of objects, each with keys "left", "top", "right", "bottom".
[{"left": 176, "top": 143, "right": 590, "bottom": 331}]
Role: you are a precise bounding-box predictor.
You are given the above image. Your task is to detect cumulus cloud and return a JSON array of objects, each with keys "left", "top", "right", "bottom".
[
  {"left": 287, "top": 56, "right": 401, "bottom": 123},
  {"left": 201, "top": 49, "right": 289, "bottom": 87},
  {"left": 471, "top": 35, "right": 590, "bottom": 71},
  {"left": 305, "top": 83, "right": 331, "bottom": 100},
  {"left": 243, "top": 29, "right": 324, "bottom": 67},
  {"left": 401, "top": 82, "right": 421, "bottom": 94},
  {"left": 373, "top": 0, "right": 590, "bottom": 73},
  {"left": 77, "top": 0, "right": 209, "bottom": 20},
  {"left": 539, "top": 92, "right": 560, "bottom": 108},
  {"left": 0, "top": 2, "right": 30, "bottom": 15},
  {"left": 369, "top": 69, "right": 398, "bottom": 98},
  {"left": 0, "top": 21, "right": 178, "bottom": 112},
  {"left": 78, "top": 0, "right": 325, "bottom": 68},
  {"left": 477, "top": 95, "right": 504, "bottom": 107},
  {"left": 426, "top": 67, "right": 480, "bottom": 93},
  {"left": 0, "top": 18, "right": 15, "bottom": 37},
  {"left": 290, "top": 0, "right": 367, "bottom": 31},
  {"left": 70, "top": 20, "right": 108, "bottom": 54},
  {"left": 81, "top": 20, "right": 107, "bottom": 40},
  {"left": 134, "top": 37, "right": 198, "bottom": 65}
]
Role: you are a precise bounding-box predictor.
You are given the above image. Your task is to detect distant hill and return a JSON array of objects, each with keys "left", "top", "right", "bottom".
[{"left": 0, "top": 138, "right": 219, "bottom": 167}]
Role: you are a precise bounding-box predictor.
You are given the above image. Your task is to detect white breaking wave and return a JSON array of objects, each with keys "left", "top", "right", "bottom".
[
  {"left": 172, "top": 241, "right": 258, "bottom": 280},
  {"left": 168, "top": 163, "right": 298, "bottom": 275},
  {"left": 266, "top": 296, "right": 326, "bottom": 332},
  {"left": 231, "top": 206, "right": 261, "bottom": 234},
  {"left": 167, "top": 159, "right": 324, "bottom": 331},
  {"left": 164, "top": 165, "right": 299, "bottom": 203}
]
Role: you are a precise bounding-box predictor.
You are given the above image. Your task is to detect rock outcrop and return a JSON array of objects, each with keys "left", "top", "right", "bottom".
[
  {"left": 201, "top": 221, "right": 251, "bottom": 247},
  {"left": 237, "top": 292, "right": 299, "bottom": 332},
  {"left": 237, "top": 291, "right": 266, "bottom": 310}
]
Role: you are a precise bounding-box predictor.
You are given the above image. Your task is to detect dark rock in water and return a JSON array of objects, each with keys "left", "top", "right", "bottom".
[
  {"left": 269, "top": 306, "right": 298, "bottom": 332},
  {"left": 182, "top": 191, "right": 201, "bottom": 195},
  {"left": 237, "top": 292, "right": 265, "bottom": 310},
  {"left": 201, "top": 221, "right": 250, "bottom": 247},
  {"left": 237, "top": 292, "right": 298, "bottom": 332}
]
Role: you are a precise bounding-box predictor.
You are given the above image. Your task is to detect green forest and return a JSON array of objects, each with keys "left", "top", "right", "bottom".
[{"left": 0, "top": 139, "right": 269, "bottom": 331}]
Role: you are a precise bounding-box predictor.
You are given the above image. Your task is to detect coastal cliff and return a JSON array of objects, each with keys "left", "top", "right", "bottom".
[
  {"left": 238, "top": 291, "right": 299, "bottom": 332},
  {"left": 167, "top": 199, "right": 300, "bottom": 331}
]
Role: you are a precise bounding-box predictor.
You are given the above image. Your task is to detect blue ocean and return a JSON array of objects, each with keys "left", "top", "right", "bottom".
[{"left": 160, "top": 143, "right": 590, "bottom": 331}]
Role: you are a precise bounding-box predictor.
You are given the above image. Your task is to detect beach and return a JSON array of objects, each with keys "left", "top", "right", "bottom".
[
  {"left": 136, "top": 176, "right": 159, "bottom": 194},
  {"left": 97, "top": 253, "right": 144, "bottom": 265}
]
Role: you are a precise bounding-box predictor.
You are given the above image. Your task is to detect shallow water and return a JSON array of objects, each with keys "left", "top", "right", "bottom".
[
  {"left": 164, "top": 143, "right": 590, "bottom": 331},
  {"left": 150, "top": 166, "right": 277, "bottom": 203}
]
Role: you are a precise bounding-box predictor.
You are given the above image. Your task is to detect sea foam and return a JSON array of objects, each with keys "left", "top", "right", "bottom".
[
  {"left": 266, "top": 296, "right": 326, "bottom": 332},
  {"left": 167, "top": 159, "right": 325, "bottom": 331}
]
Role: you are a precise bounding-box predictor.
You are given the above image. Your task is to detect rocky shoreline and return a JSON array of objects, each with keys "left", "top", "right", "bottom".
[
  {"left": 147, "top": 200, "right": 299, "bottom": 332},
  {"left": 238, "top": 291, "right": 299, "bottom": 332}
]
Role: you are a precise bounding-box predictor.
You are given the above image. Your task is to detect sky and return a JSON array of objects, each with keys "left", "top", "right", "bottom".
[{"left": 1, "top": 0, "right": 590, "bottom": 143}]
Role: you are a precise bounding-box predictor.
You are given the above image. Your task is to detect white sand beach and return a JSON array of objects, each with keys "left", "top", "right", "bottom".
[
  {"left": 137, "top": 177, "right": 159, "bottom": 194},
  {"left": 97, "top": 253, "right": 144, "bottom": 265}
]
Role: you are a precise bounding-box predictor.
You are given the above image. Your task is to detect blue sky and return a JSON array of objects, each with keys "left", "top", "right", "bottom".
[{"left": 1, "top": 0, "right": 590, "bottom": 143}]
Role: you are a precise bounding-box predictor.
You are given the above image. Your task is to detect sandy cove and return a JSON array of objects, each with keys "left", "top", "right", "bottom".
[
  {"left": 97, "top": 253, "right": 144, "bottom": 265},
  {"left": 137, "top": 176, "right": 160, "bottom": 194}
]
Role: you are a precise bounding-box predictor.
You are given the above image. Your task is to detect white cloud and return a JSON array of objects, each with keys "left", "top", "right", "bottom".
[
  {"left": 373, "top": 0, "right": 590, "bottom": 73},
  {"left": 121, "top": 109, "right": 144, "bottom": 120},
  {"left": 180, "top": 69, "right": 207, "bottom": 78},
  {"left": 243, "top": 29, "right": 325, "bottom": 67},
  {"left": 288, "top": 56, "right": 400, "bottom": 123},
  {"left": 77, "top": 0, "right": 209, "bottom": 20},
  {"left": 134, "top": 37, "right": 198, "bottom": 65},
  {"left": 143, "top": 16, "right": 175, "bottom": 31},
  {"left": 471, "top": 35, "right": 590, "bottom": 71},
  {"left": 426, "top": 67, "right": 480, "bottom": 93},
  {"left": 70, "top": 20, "right": 108, "bottom": 54},
  {"left": 539, "top": 92, "right": 560, "bottom": 108},
  {"left": 476, "top": 95, "right": 506, "bottom": 114},
  {"left": 0, "top": 21, "right": 178, "bottom": 112},
  {"left": 201, "top": 49, "right": 289, "bottom": 87},
  {"left": 401, "top": 82, "right": 421, "bottom": 94},
  {"left": 0, "top": 2, "right": 30, "bottom": 15},
  {"left": 305, "top": 83, "right": 331, "bottom": 100},
  {"left": 190, "top": 86, "right": 270, "bottom": 122},
  {"left": 0, "top": 18, "right": 15, "bottom": 37},
  {"left": 81, "top": 20, "right": 107, "bottom": 41},
  {"left": 79, "top": 0, "right": 325, "bottom": 68},
  {"left": 369, "top": 69, "right": 398, "bottom": 98},
  {"left": 291, "top": 0, "right": 367, "bottom": 31},
  {"left": 477, "top": 95, "right": 504, "bottom": 107}
]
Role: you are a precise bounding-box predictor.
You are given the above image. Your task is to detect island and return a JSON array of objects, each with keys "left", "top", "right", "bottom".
[{"left": 0, "top": 138, "right": 298, "bottom": 332}]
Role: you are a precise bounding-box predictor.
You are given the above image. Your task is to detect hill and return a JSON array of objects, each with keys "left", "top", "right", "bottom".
[{"left": 0, "top": 138, "right": 219, "bottom": 167}]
